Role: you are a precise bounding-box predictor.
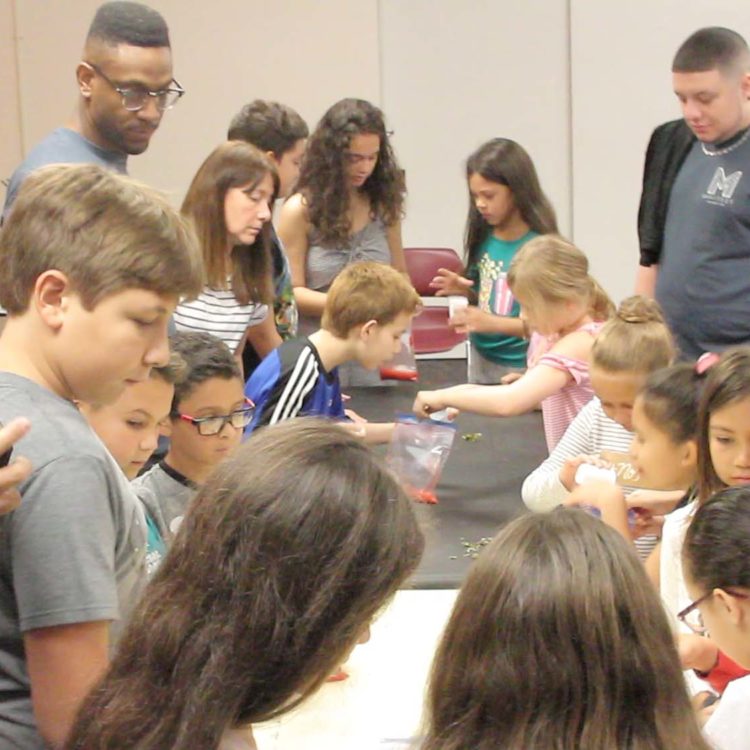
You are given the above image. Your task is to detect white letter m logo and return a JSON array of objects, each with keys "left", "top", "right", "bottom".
[{"left": 707, "top": 167, "right": 743, "bottom": 199}]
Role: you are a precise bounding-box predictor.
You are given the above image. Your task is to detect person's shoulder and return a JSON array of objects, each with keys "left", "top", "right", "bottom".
[
  {"left": 278, "top": 193, "right": 309, "bottom": 223},
  {"left": 549, "top": 328, "right": 596, "bottom": 360},
  {"left": 0, "top": 374, "right": 106, "bottom": 465},
  {"left": 647, "top": 118, "right": 694, "bottom": 150},
  {"left": 17, "top": 128, "right": 89, "bottom": 169},
  {"left": 278, "top": 336, "right": 318, "bottom": 369}
]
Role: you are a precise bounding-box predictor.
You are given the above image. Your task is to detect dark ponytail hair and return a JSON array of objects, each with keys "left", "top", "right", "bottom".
[{"left": 638, "top": 363, "right": 704, "bottom": 445}]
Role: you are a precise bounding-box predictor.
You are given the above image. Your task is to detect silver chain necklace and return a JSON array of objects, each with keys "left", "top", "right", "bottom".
[{"left": 701, "top": 126, "right": 750, "bottom": 157}]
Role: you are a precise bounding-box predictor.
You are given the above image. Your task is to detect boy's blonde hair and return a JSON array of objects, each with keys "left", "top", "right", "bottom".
[
  {"left": 507, "top": 235, "right": 614, "bottom": 322},
  {"left": 0, "top": 164, "right": 204, "bottom": 314},
  {"left": 321, "top": 261, "right": 420, "bottom": 338},
  {"left": 591, "top": 296, "right": 675, "bottom": 374}
]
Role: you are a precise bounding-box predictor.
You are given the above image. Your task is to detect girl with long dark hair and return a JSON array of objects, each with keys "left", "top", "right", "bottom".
[
  {"left": 432, "top": 137, "right": 557, "bottom": 383},
  {"left": 278, "top": 98, "right": 406, "bottom": 386},
  {"left": 66, "top": 420, "right": 424, "bottom": 749}
]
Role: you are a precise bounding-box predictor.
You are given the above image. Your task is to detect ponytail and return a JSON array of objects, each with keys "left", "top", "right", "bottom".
[{"left": 587, "top": 276, "right": 615, "bottom": 322}]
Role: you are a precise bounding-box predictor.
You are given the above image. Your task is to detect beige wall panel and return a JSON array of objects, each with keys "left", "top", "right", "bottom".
[
  {"left": 379, "top": 0, "right": 571, "bottom": 260},
  {"left": 0, "top": 0, "right": 23, "bottom": 189}
]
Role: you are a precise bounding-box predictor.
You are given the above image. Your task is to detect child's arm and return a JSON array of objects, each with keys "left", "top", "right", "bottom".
[
  {"left": 449, "top": 306, "right": 526, "bottom": 337},
  {"left": 522, "top": 400, "right": 600, "bottom": 512},
  {"left": 241, "top": 315, "right": 282, "bottom": 361},
  {"left": 11, "top": 455, "right": 138, "bottom": 748},
  {"left": 277, "top": 195, "right": 327, "bottom": 317},
  {"left": 340, "top": 408, "right": 394, "bottom": 444},
  {"left": 414, "top": 363, "right": 569, "bottom": 418},
  {"left": 25, "top": 622, "right": 109, "bottom": 747}
]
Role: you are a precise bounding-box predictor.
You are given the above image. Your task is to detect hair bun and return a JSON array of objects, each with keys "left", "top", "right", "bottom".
[{"left": 616, "top": 295, "right": 665, "bottom": 325}]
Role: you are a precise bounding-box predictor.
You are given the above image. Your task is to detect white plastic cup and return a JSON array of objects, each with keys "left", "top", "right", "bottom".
[
  {"left": 448, "top": 295, "right": 468, "bottom": 320},
  {"left": 575, "top": 463, "right": 616, "bottom": 485}
]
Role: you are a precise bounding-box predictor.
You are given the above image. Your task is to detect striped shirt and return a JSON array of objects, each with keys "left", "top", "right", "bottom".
[
  {"left": 173, "top": 287, "right": 268, "bottom": 354},
  {"left": 244, "top": 338, "right": 344, "bottom": 433},
  {"left": 522, "top": 396, "right": 658, "bottom": 559}
]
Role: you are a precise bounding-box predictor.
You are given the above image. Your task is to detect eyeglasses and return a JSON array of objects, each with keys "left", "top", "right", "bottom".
[
  {"left": 84, "top": 62, "right": 185, "bottom": 112},
  {"left": 177, "top": 399, "right": 255, "bottom": 436},
  {"left": 677, "top": 588, "right": 749, "bottom": 635}
]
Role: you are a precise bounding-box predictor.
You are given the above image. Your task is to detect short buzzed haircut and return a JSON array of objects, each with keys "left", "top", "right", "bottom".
[
  {"left": 673, "top": 27, "right": 750, "bottom": 74},
  {"left": 87, "top": 1, "right": 170, "bottom": 48},
  {"left": 227, "top": 100, "right": 309, "bottom": 158},
  {"left": 168, "top": 332, "right": 242, "bottom": 412}
]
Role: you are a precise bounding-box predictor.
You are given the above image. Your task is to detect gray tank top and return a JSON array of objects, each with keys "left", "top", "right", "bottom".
[
  {"left": 299, "top": 216, "right": 391, "bottom": 337},
  {"left": 305, "top": 217, "right": 390, "bottom": 290}
]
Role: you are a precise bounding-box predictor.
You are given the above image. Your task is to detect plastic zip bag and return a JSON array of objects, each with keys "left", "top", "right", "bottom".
[{"left": 387, "top": 413, "right": 457, "bottom": 503}]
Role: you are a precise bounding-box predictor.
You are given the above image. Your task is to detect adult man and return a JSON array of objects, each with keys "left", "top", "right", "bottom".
[
  {"left": 636, "top": 27, "right": 750, "bottom": 360},
  {"left": 2, "top": 1, "right": 182, "bottom": 219}
]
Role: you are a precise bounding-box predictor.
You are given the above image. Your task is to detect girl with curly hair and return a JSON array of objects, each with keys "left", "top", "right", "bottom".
[{"left": 278, "top": 98, "right": 406, "bottom": 386}]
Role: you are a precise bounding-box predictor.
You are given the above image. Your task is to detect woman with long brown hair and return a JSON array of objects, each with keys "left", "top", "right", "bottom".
[
  {"left": 65, "top": 419, "right": 424, "bottom": 749},
  {"left": 278, "top": 98, "right": 406, "bottom": 386},
  {"left": 174, "top": 140, "right": 279, "bottom": 359},
  {"left": 422, "top": 509, "right": 710, "bottom": 750}
]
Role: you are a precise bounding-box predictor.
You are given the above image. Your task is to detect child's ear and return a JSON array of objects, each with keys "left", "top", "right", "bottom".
[
  {"left": 714, "top": 588, "right": 748, "bottom": 627},
  {"left": 679, "top": 439, "right": 698, "bottom": 470},
  {"left": 359, "top": 319, "right": 379, "bottom": 339},
  {"left": 34, "top": 270, "right": 71, "bottom": 330}
]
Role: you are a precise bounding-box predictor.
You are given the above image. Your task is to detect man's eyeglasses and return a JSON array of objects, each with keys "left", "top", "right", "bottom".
[
  {"left": 177, "top": 399, "right": 255, "bottom": 436},
  {"left": 677, "top": 588, "right": 749, "bottom": 635},
  {"left": 84, "top": 62, "right": 185, "bottom": 112}
]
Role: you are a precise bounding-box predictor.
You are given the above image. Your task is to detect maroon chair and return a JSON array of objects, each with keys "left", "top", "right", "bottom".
[{"left": 403, "top": 247, "right": 467, "bottom": 355}]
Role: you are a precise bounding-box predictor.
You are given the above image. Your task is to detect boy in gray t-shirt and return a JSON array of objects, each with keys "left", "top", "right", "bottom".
[
  {"left": 132, "top": 331, "right": 246, "bottom": 545},
  {"left": 0, "top": 164, "right": 201, "bottom": 748}
]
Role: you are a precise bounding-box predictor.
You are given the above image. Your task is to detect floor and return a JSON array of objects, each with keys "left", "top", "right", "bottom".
[{"left": 255, "top": 359, "right": 548, "bottom": 748}]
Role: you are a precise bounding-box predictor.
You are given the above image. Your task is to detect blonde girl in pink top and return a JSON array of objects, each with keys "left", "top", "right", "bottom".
[{"left": 414, "top": 236, "right": 613, "bottom": 451}]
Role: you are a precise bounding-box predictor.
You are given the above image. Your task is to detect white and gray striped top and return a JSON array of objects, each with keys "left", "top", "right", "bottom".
[{"left": 173, "top": 287, "right": 268, "bottom": 354}]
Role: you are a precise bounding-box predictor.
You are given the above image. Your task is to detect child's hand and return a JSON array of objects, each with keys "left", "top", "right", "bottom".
[
  {"left": 500, "top": 371, "right": 523, "bottom": 385},
  {"left": 678, "top": 632, "right": 719, "bottom": 673},
  {"left": 0, "top": 418, "right": 32, "bottom": 515},
  {"left": 564, "top": 481, "right": 624, "bottom": 511},
  {"left": 629, "top": 509, "right": 664, "bottom": 538},
  {"left": 430, "top": 268, "right": 472, "bottom": 297},
  {"left": 690, "top": 692, "right": 719, "bottom": 726},
  {"left": 413, "top": 391, "right": 446, "bottom": 417},
  {"left": 626, "top": 489, "right": 683, "bottom": 516},
  {"left": 559, "top": 454, "right": 608, "bottom": 491},
  {"left": 344, "top": 408, "right": 368, "bottom": 424}
]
